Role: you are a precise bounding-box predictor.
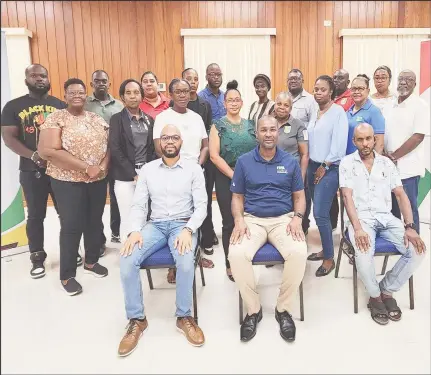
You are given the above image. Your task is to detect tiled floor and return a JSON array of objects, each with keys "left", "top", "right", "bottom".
[{"left": 1, "top": 203, "right": 430, "bottom": 374}]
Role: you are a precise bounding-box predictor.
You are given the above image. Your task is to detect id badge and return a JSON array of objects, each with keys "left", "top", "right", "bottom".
[{"left": 284, "top": 126, "right": 291, "bottom": 134}]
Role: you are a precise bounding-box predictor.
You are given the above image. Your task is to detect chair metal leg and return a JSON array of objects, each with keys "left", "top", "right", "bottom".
[
  {"left": 409, "top": 276, "right": 414, "bottom": 310},
  {"left": 193, "top": 274, "right": 198, "bottom": 324},
  {"left": 239, "top": 292, "right": 244, "bottom": 325},
  {"left": 335, "top": 243, "right": 344, "bottom": 278},
  {"left": 299, "top": 282, "right": 304, "bottom": 321},
  {"left": 381, "top": 255, "right": 389, "bottom": 275},
  {"left": 199, "top": 262, "right": 206, "bottom": 287},
  {"left": 146, "top": 269, "right": 154, "bottom": 290},
  {"left": 353, "top": 261, "right": 358, "bottom": 313}
]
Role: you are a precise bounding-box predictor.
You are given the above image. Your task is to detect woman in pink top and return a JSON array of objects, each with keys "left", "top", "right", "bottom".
[{"left": 139, "top": 71, "right": 170, "bottom": 119}]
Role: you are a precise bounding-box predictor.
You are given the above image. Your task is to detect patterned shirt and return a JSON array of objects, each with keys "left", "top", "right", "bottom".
[
  {"left": 40, "top": 109, "right": 109, "bottom": 183},
  {"left": 339, "top": 150, "right": 402, "bottom": 225},
  {"left": 214, "top": 117, "right": 257, "bottom": 167}
]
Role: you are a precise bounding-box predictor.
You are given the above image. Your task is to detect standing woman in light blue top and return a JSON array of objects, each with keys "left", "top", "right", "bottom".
[
  {"left": 346, "top": 74, "right": 385, "bottom": 155},
  {"left": 306, "top": 75, "right": 348, "bottom": 277}
]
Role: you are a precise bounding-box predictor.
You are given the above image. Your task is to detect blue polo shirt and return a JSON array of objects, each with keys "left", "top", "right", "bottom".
[
  {"left": 346, "top": 99, "right": 385, "bottom": 155},
  {"left": 198, "top": 86, "right": 226, "bottom": 121},
  {"left": 231, "top": 146, "right": 304, "bottom": 218}
]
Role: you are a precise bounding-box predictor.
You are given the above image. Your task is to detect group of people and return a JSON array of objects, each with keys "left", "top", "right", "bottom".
[{"left": 1, "top": 61, "right": 428, "bottom": 355}]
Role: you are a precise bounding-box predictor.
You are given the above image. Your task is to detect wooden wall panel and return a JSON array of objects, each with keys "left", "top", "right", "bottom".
[{"left": 2, "top": 1, "right": 430, "bottom": 98}]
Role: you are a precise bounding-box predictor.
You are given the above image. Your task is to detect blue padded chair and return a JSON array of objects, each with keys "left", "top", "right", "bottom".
[
  {"left": 238, "top": 243, "right": 305, "bottom": 324},
  {"left": 140, "top": 232, "right": 205, "bottom": 324},
  {"left": 334, "top": 195, "right": 414, "bottom": 313}
]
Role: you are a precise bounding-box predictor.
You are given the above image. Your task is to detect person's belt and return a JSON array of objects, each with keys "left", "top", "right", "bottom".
[
  {"left": 135, "top": 162, "right": 146, "bottom": 170},
  {"left": 176, "top": 217, "right": 191, "bottom": 222}
]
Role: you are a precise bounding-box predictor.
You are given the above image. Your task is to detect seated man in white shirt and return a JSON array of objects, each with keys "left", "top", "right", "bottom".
[
  {"left": 383, "top": 70, "right": 430, "bottom": 233},
  {"left": 153, "top": 78, "right": 212, "bottom": 279},
  {"left": 118, "top": 125, "right": 207, "bottom": 356},
  {"left": 340, "top": 124, "right": 426, "bottom": 326}
]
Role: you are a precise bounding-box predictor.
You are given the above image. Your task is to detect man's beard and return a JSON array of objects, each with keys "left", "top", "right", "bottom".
[
  {"left": 397, "top": 88, "right": 409, "bottom": 97},
  {"left": 26, "top": 81, "right": 51, "bottom": 95},
  {"left": 162, "top": 147, "right": 180, "bottom": 158}
]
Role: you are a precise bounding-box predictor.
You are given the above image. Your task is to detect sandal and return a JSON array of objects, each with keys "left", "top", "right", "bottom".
[
  {"left": 367, "top": 298, "right": 389, "bottom": 325},
  {"left": 307, "top": 252, "right": 325, "bottom": 261},
  {"left": 167, "top": 268, "right": 176, "bottom": 284},
  {"left": 382, "top": 296, "right": 402, "bottom": 321},
  {"left": 199, "top": 257, "right": 214, "bottom": 269}
]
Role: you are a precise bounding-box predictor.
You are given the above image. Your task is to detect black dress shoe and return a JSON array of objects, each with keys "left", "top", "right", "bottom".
[
  {"left": 275, "top": 309, "right": 296, "bottom": 342},
  {"left": 240, "top": 307, "right": 262, "bottom": 342},
  {"left": 213, "top": 234, "right": 219, "bottom": 246}
]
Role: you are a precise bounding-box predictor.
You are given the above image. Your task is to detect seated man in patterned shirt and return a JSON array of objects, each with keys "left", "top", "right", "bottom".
[
  {"left": 117, "top": 124, "right": 207, "bottom": 356},
  {"left": 339, "top": 123, "right": 426, "bottom": 325}
]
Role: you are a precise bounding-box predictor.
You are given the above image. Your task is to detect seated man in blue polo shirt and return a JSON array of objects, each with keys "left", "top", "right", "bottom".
[{"left": 229, "top": 115, "right": 307, "bottom": 343}]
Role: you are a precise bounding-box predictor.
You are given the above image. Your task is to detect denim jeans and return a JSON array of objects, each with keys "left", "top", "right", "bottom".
[
  {"left": 308, "top": 161, "right": 339, "bottom": 259},
  {"left": 391, "top": 175, "right": 420, "bottom": 234},
  {"left": 348, "top": 215, "right": 424, "bottom": 298},
  {"left": 120, "top": 220, "right": 197, "bottom": 320}
]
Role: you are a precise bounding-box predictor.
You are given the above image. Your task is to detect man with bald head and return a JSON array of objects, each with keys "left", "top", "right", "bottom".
[
  {"left": 229, "top": 115, "right": 307, "bottom": 342},
  {"left": 118, "top": 124, "right": 207, "bottom": 355},
  {"left": 1, "top": 64, "right": 66, "bottom": 279},
  {"left": 333, "top": 69, "right": 354, "bottom": 111},
  {"left": 383, "top": 70, "right": 430, "bottom": 233},
  {"left": 340, "top": 123, "right": 425, "bottom": 325}
]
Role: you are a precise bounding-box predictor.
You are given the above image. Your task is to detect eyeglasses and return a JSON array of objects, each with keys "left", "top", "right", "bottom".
[
  {"left": 397, "top": 77, "right": 415, "bottom": 83},
  {"left": 374, "top": 75, "right": 389, "bottom": 82},
  {"left": 287, "top": 77, "right": 302, "bottom": 82},
  {"left": 160, "top": 135, "right": 181, "bottom": 143},
  {"left": 66, "top": 91, "right": 86, "bottom": 97},
  {"left": 226, "top": 98, "right": 242, "bottom": 104},
  {"left": 351, "top": 86, "right": 367, "bottom": 93},
  {"left": 173, "top": 89, "right": 190, "bottom": 96},
  {"left": 207, "top": 73, "right": 222, "bottom": 78}
]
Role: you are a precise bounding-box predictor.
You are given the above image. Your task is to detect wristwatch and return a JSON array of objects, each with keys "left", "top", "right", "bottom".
[
  {"left": 404, "top": 223, "right": 416, "bottom": 231},
  {"left": 184, "top": 227, "right": 193, "bottom": 234},
  {"left": 294, "top": 212, "right": 304, "bottom": 219},
  {"left": 321, "top": 162, "right": 329, "bottom": 171}
]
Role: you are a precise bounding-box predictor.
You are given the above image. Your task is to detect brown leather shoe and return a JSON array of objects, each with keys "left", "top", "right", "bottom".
[
  {"left": 118, "top": 318, "right": 148, "bottom": 357},
  {"left": 176, "top": 316, "right": 205, "bottom": 347}
]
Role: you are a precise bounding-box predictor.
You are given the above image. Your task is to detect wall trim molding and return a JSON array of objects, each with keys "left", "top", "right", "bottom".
[
  {"left": 181, "top": 28, "right": 276, "bottom": 36},
  {"left": 340, "top": 28, "right": 431, "bottom": 37},
  {"left": 1, "top": 28, "right": 33, "bottom": 38}
]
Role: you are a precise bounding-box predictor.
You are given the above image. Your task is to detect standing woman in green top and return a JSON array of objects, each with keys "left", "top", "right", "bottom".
[{"left": 209, "top": 80, "right": 257, "bottom": 281}]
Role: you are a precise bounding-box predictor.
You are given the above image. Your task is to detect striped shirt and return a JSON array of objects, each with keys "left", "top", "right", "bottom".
[{"left": 248, "top": 99, "right": 275, "bottom": 125}]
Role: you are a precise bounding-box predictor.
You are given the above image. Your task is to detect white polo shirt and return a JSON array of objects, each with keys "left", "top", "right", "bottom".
[
  {"left": 383, "top": 94, "right": 430, "bottom": 179},
  {"left": 153, "top": 108, "right": 208, "bottom": 163}
]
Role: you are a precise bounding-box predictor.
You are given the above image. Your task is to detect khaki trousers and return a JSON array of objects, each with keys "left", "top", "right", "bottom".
[{"left": 228, "top": 212, "right": 307, "bottom": 315}]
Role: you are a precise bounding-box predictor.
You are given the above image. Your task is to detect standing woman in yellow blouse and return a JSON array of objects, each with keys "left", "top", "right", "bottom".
[{"left": 38, "top": 78, "right": 110, "bottom": 296}]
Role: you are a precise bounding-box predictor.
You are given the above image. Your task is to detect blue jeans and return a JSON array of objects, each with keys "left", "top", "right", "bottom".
[
  {"left": 348, "top": 215, "right": 424, "bottom": 298},
  {"left": 120, "top": 221, "right": 197, "bottom": 320},
  {"left": 391, "top": 175, "right": 420, "bottom": 234},
  {"left": 308, "top": 161, "right": 339, "bottom": 259}
]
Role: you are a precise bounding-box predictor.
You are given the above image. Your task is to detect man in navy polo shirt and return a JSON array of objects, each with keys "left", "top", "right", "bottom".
[{"left": 229, "top": 115, "right": 307, "bottom": 343}]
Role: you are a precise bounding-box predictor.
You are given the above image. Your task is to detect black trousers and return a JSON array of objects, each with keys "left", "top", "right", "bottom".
[
  {"left": 51, "top": 177, "right": 107, "bottom": 280},
  {"left": 20, "top": 170, "right": 58, "bottom": 262},
  {"left": 214, "top": 169, "right": 234, "bottom": 269},
  {"left": 101, "top": 178, "right": 121, "bottom": 244},
  {"left": 201, "top": 159, "right": 216, "bottom": 248}
]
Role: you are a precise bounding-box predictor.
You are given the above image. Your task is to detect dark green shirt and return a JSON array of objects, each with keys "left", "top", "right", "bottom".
[
  {"left": 85, "top": 94, "right": 123, "bottom": 124},
  {"left": 214, "top": 117, "right": 256, "bottom": 167}
]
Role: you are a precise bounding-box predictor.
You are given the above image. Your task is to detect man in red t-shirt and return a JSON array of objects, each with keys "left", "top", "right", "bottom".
[{"left": 333, "top": 69, "right": 354, "bottom": 111}]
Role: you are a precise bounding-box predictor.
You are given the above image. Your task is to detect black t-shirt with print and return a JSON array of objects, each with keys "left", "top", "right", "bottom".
[{"left": 1, "top": 94, "right": 67, "bottom": 171}]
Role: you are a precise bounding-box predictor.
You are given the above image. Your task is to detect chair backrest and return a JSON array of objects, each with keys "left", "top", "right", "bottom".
[{"left": 339, "top": 190, "right": 348, "bottom": 239}]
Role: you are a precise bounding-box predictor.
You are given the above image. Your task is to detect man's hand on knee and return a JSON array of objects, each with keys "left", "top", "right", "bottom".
[
  {"left": 174, "top": 229, "right": 192, "bottom": 255},
  {"left": 120, "top": 231, "right": 143, "bottom": 257},
  {"left": 354, "top": 228, "right": 370, "bottom": 253},
  {"left": 286, "top": 217, "right": 305, "bottom": 241},
  {"left": 230, "top": 218, "right": 250, "bottom": 245},
  {"left": 404, "top": 228, "right": 426, "bottom": 255}
]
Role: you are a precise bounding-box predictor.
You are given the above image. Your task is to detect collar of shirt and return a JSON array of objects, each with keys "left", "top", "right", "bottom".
[
  {"left": 203, "top": 86, "right": 224, "bottom": 98},
  {"left": 157, "top": 157, "right": 184, "bottom": 169},
  {"left": 335, "top": 89, "right": 352, "bottom": 101},
  {"left": 143, "top": 93, "right": 170, "bottom": 107},
  {"left": 126, "top": 108, "right": 145, "bottom": 122},
  {"left": 290, "top": 89, "right": 311, "bottom": 103},
  {"left": 88, "top": 93, "right": 116, "bottom": 105},
  {"left": 393, "top": 93, "right": 416, "bottom": 108},
  {"left": 252, "top": 146, "right": 283, "bottom": 164},
  {"left": 352, "top": 149, "right": 382, "bottom": 164},
  {"left": 347, "top": 98, "right": 373, "bottom": 114},
  {"left": 277, "top": 114, "right": 293, "bottom": 128}
]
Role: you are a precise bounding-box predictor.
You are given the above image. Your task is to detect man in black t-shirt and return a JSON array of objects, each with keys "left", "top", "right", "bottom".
[{"left": 1, "top": 64, "right": 66, "bottom": 279}]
